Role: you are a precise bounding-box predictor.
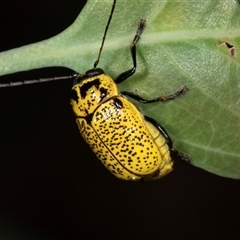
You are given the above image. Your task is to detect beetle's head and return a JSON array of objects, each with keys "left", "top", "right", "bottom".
[{"left": 73, "top": 68, "right": 105, "bottom": 86}]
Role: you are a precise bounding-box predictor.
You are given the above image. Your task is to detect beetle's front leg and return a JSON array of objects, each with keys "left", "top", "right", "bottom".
[{"left": 115, "top": 19, "right": 146, "bottom": 84}]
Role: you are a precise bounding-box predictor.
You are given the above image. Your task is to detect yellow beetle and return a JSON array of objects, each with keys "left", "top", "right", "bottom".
[{"left": 70, "top": 0, "right": 190, "bottom": 181}]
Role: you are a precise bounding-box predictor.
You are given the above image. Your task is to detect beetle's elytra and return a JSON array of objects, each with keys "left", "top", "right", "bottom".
[
  {"left": 70, "top": 0, "right": 191, "bottom": 181},
  {"left": 0, "top": 0, "right": 191, "bottom": 181}
]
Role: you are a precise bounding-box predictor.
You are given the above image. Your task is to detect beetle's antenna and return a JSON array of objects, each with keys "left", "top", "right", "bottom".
[
  {"left": 0, "top": 73, "right": 77, "bottom": 88},
  {"left": 94, "top": 0, "right": 116, "bottom": 68}
]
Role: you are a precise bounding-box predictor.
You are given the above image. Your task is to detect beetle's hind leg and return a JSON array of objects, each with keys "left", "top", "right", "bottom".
[
  {"left": 115, "top": 19, "right": 146, "bottom": 84},
  {"left": 144, "top": 115, "right": 191, "bottom": 163},
  {"left": 170, "top": 148, "right": 191, "bottom": 163},
  {"left": 121, "top": 86, "right": 188, "bottom": 104}
]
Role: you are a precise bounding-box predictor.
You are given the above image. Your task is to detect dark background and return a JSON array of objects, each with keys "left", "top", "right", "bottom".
[{"left": 1, "top": 1, "right": 240, "bottom": 239}]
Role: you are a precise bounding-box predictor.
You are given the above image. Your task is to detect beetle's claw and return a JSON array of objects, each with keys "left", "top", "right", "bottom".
[
  {"left": 178, "top": 152, "right": 191, "bottom": 163},
  {"left": 171, "top": 148, "right": 191, "bottom": 163},
  {"left": 176, "top": 86, "right": 189, "bottom": 96}
]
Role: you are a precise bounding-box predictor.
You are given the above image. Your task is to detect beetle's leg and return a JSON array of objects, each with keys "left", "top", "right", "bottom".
[
  {"left": 115, "top": 19, "right": 146, "bottom": 84},
  {"left": 122, "top": 86, "right": 188, "bottom": 104},
  {"left": 144, "top": 115, "right": 191, "bottom": 163}
]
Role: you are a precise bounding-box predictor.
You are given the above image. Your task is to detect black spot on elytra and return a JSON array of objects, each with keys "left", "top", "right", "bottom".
[{"left": 80, "top": 79, "right": 101, "bottom": 98}]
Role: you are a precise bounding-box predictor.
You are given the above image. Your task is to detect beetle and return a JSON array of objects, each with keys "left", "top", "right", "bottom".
[
  {"left": 0, "top": 0, "right": 190, "bottom": 181},
  {"left": 70, "top": 0, "right": 191, "bottom": 181}
]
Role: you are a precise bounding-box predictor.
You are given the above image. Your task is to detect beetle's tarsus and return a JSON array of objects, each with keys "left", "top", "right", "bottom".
[
  {"left": 163, "top": 86, "right": 189, "bottom": 101},
  {"left": 176, "top": 86, "right": 189, "bottom": 96},
  {"left": 171, "top": 148, "right": 191, "bottom": 163},
  {"left": 132, "top": 19, "right": 146, "bottom": 45}
]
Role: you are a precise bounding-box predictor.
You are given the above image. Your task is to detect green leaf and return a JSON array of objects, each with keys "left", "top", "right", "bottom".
[{"left": 0, "top": 0, "right": 240, "bottom": 178}]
